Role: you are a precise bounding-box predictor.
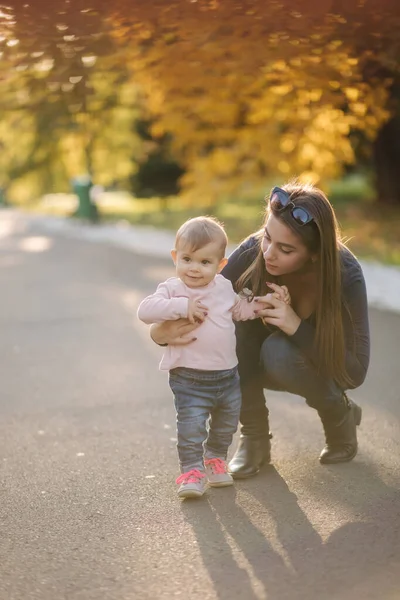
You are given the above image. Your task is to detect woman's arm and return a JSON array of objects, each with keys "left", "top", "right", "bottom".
[{"left": 150, "top": 320, "right": 200, "bottom": 346}]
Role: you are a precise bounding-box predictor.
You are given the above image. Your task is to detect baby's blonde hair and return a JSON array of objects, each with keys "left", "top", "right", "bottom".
[{"left": 175, "top": 216, "right": 228, "bottom": 259}]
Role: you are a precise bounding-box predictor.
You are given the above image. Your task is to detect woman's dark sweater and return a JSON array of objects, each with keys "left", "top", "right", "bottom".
[{"left": 222, "top": 236, "right": 370, "bottom": 389}]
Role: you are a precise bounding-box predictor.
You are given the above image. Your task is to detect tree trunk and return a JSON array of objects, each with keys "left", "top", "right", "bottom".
[{"left": 373, "top": 116, "right": 400, "bottom": 205}]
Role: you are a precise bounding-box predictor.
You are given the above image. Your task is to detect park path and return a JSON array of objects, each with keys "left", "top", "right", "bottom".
[{"left": 0, "top": 210, "right": 399, "bottom": 600}]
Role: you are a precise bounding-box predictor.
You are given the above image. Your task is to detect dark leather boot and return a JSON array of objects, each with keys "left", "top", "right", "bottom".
[
  {"left": 319, "top": 394, "right": 362, "bottom": 464},
  {"left": 228, "top": 434, "right": 272, "bottom": 479}
]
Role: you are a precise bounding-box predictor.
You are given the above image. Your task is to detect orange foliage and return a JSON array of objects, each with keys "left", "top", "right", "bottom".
[
  {"left": 1, "top": 1, "right": 400, "bottom": 197},
  {"left": 105, "top": 0, "right": 399, "bottom": 197}
]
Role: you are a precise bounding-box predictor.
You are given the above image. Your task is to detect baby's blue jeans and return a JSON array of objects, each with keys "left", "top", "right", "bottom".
[{"left": 169, "top": 366, "right": 241, "bottom": 473}]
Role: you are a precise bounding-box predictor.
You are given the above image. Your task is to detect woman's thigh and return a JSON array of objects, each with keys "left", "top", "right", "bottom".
[{"left": 260, "top": 332, "right": 343, "bottom": 409}]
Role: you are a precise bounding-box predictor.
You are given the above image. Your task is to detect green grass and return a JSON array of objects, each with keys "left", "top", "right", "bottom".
[{"left": 29, "top": 179, "right": 400, "bottom": 265}]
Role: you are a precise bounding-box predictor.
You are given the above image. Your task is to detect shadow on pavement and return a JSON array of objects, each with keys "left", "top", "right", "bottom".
[
  {"left": 180, "top": 484, "right": 285, "bottom": 600},
  {"left": 181, "top": 464, "right": 399, "bottom": 600}
]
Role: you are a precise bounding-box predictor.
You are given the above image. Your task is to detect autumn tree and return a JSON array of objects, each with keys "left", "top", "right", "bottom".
[
  {"left": 2, "top": 0, "right": 400, "bottom": 203},
  {"left": 0, "top": 2, "right": 141, "bottom": 201},
  {"left": 111, "top": 0, "right": 400, "bottom": 202}
]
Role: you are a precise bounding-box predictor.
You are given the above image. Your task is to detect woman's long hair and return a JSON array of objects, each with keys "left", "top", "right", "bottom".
[{"left": 237, "top": 180, "right": 352, "bottom": 388}]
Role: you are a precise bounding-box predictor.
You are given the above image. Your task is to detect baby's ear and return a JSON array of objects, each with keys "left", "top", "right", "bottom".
[
  {"left": 218, "top": 257, "right": 228, "bottom": 272},
  {"left": 171, "top": 249, "right": 177, "bottom": 264}
]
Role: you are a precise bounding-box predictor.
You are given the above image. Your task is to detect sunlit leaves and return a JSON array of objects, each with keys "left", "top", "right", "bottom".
[
  {"left": 0, "top": 0, "right": 399, "bottom": 199},
  {"left": 107, "top": 0, "right": 399, "bottom": 195},
  {"left": 0, "top": 2, "right": 143, "bottom": 196}
]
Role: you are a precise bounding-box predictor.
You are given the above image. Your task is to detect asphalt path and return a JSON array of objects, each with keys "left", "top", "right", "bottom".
[{"left": 0, "top": 212, "right": 399, "bottom": 600}]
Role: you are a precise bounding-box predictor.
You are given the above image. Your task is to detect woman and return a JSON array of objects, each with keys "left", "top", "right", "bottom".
[{"left": 150, "top": 181, "right": 370, "bottom": 478}]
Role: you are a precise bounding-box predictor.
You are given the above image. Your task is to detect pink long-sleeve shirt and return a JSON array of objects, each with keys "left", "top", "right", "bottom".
[{"left": 137, "top": 274, "right": 258, "bottom": 371}]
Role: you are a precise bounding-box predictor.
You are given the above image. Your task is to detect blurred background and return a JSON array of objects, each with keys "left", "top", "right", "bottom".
[
  {"left": 1, "top": 0, "right": 399, "bottom": 262},
  {"left": 1, "top": 5, "right": 400, "bottom": 598}
]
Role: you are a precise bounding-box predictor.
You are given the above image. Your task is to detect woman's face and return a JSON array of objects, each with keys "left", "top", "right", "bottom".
[{"left": 261, "top": 213, "right": 315, "bottom": 277}]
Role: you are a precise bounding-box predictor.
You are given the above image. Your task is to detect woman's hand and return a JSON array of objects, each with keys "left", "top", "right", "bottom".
[
  {"left": 266, "top": 282, "right": 291, "bottom": 305},
  {"left": 150, "top": 319, "right": 201, "bottom": 346},
  {"left": 254, "top": 294, "right": 301, "bottom": 336}
]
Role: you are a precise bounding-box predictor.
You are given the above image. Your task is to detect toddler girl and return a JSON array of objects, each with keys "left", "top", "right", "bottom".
[{"left": 138, "top": 217, "right": 288, "bottom": 498}]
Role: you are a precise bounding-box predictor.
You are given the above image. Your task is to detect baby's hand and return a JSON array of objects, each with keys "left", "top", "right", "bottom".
[
  {"left": 267, "top": 282, "right": 291, "bottom": 305},
  {"left": 187, "top": 299, "right": 208, "bottom": 324}
]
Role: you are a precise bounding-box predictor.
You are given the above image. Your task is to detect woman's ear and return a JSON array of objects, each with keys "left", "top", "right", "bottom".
[
  {"left": 218, "top": 257, "right": 228, "bottom": 272},
  {"left": 171, "top": 249, "right": 177, "bottom": 264}
]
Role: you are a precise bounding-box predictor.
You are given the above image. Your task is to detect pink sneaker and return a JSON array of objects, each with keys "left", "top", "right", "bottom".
[
  {"left": 204, "top": 458, "right": 234, "bottom": 487},
  {"left": 176, "top": 469, "right": 207, "bottom": 498}
]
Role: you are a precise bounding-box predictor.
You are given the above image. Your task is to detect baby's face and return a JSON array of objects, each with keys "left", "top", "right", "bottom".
[{"left": 171, "top": 241, "right": 227, "bottom": 288}]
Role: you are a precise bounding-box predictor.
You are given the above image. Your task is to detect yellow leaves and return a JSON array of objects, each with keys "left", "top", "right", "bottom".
[
  {"left": 307, "top": 56, "right": 322, "bottom": 64},
  {"left": 60, "top": 134, "right": 87, "bottom": 176},
  {"left": 311, "top": 108, "right": 345, "bottom": 131},
  {"left": 278, "top": 161, "right": 290, "bottom": 173},
  {"left": 163, "top": 32, "right": 178, "bottom": 44},
  {"left": 309, "top": 89, "right": 323, "bottom": 101},
  {"left": 350, "top": 102, "right": 367, "bottom": 116},
  {"left": 247, "top": 105, "right": 274, "bottom": 125},
  {"left": 145, "top": 86, "right": 165, "bottom": 114},
  {"left": 345, "top": 85, "right": 390, "bottom": 139},
  {"left": 209, "top": 148, "right": 237, "bottom": 176},
  {"left": 297, "top": 107, "right": 311, "bottom": 120},
  {"left": 298, "top": 171, "right": 320, "bottom": 185},
  {"left": 270, "top": 60, "right": 287, "bottom": 72},
  {"left": 104, "top": 3, "right": 397, "bottom": 199},
  {"left": 280, "top": 137, "right": 296, "bottom": 153},
  {"left": 344, "top": 87, "right": 360, "bottom": 101},
  {"left": 299, "top": 89, "right": 323, "bottom": 103},
  {"left": 150, "top": 122, "right": 166, "bottom": 138},
  {"left": 3, "top": 0, "right": 399, "bottom": 208},
  {"left": 269, "top": 84, "right": 292, "bottom": 95},
  {"left": 300, "top": 143, "right": 319, "bottom": 162},
  {"left": 138, "top": 28, "right": 152, "bottom": 41}
]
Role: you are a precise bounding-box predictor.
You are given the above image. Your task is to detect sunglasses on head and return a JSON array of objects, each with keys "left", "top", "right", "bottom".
[{"left": 269, "top": 187, "right": 313, "bottom": 226}]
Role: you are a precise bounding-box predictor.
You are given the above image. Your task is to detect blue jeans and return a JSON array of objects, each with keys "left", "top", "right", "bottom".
[
  {"left": 169, "top": 366, "right": 242, "bottom": 473},
  {"left": 260, "top": 332, "right": 344, "bottom": 408},
  {"left": 236, "top": 326, "right": 345, "bottom": 436}
]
